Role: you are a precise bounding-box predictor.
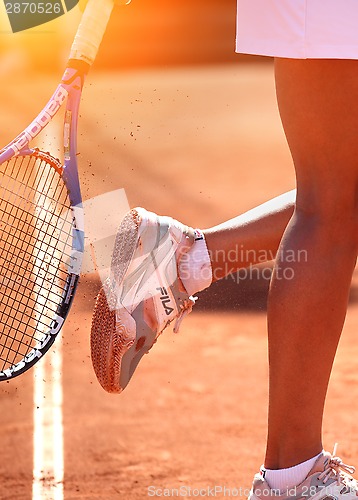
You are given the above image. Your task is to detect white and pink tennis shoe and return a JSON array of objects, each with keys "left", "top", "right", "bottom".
[{"left": 90, "top": 207, "right": 197, "bottom": 393}]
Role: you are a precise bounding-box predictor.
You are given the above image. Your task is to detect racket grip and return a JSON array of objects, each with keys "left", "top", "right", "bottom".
[{"left": 69, "top": 0, "right": 116, "bottom": 66}]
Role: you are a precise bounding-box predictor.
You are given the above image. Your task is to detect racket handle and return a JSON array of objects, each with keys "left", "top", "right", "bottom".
[{"left": 70, "top": 0, "right": 129, "bottom": 66}]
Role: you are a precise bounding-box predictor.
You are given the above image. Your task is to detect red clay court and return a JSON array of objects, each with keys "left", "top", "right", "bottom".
[{"left": 1, "top": 1, "right": 358, "bottom": 498}]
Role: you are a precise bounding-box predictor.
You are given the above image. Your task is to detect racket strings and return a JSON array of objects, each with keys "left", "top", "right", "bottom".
[
  {"left": 0, "top": 152, "right": 74, "bottom": 370},
  {"left": 0, "top": 155, "right": 72, "bottom": 240}
]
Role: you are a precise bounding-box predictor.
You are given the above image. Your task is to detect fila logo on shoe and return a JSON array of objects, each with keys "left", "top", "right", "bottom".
[{"left": 156, "top": 287, "right": 174, "bottom": 315}]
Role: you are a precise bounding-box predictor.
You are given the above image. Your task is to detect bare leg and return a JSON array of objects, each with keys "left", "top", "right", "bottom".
[
  {"left": 204, "top": 190, "right": 295, "bottom": 281},
  {"left": 265, "top": 58, "right": 358, "bottom": 469}
]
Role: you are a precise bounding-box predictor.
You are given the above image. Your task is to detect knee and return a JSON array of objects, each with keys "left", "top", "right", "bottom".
[{"left": 295, "top": 187, "right": 358, "bottom": 250}]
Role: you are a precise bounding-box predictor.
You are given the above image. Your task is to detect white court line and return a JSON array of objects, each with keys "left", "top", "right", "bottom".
[
  {"left": 52, "top": 343, "right": 64, "bottom": 499},
  {"left": 32, "top": 343, "right": 64, "bottom": 499},
  {"left": 32, "top": 120, "right": 64, "bottom": 500}
]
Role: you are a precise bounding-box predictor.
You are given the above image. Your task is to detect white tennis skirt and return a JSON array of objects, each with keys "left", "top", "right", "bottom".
[{"left": 236, "top": 0, "right": 358, "bottom": 59}]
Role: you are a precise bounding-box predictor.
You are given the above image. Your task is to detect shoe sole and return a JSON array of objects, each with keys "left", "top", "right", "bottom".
[{"left": 91, "top": 209, "right": 141, "bottom": 394}]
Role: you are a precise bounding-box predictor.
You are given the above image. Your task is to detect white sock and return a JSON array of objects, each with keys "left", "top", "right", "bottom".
[
  {"left": 179, "top": 229, "right": 212, "bottom": 296},
  {"left": 262, "top": 452, "right": 322, "bottom": 493}
]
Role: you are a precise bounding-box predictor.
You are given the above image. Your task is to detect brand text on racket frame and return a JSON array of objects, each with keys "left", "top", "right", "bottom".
[{"left": 9, "top": 86, "right": 68, "bottom": 154}]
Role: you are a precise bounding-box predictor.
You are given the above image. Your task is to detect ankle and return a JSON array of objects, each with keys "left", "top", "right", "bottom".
[
  {"left": 264, "top": 442, "right": 323, "bottom": 470},
  {"left": 262, "top": 451, "right": 322, "bottom": 492},
  {"left": 178, "top": 229, "right": 212, "bottom": 295}
]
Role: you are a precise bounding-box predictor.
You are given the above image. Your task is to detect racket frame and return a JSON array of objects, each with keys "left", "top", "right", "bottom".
[
  {"left": 0, "top": 0, "right": 123, "bottom": 380},
  {"left": 0, "top": 62, "right": 89, "bottom": 380}
]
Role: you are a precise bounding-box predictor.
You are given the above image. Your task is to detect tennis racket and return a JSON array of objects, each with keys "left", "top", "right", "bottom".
[{"left": 0, "top": 0, "right": 129, "bottom": 381}]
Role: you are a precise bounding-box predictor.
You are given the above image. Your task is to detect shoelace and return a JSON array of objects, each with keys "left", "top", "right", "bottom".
[
  {"left": 149, "top": 296, "right": 197, "bottom": 353},
  {"left": 318, "top": 444, "right": 356, "bottom": 490},
  {"left": 173, "top": 296, "right": 197, "bottom": 334}
]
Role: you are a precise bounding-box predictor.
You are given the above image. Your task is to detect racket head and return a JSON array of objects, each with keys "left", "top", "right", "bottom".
[
  {"left": 0, "top": 0, "right": 125, "bottom": 379},
  {"left": 0, "top": 149, "right": 83, "bottom": 380}
]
